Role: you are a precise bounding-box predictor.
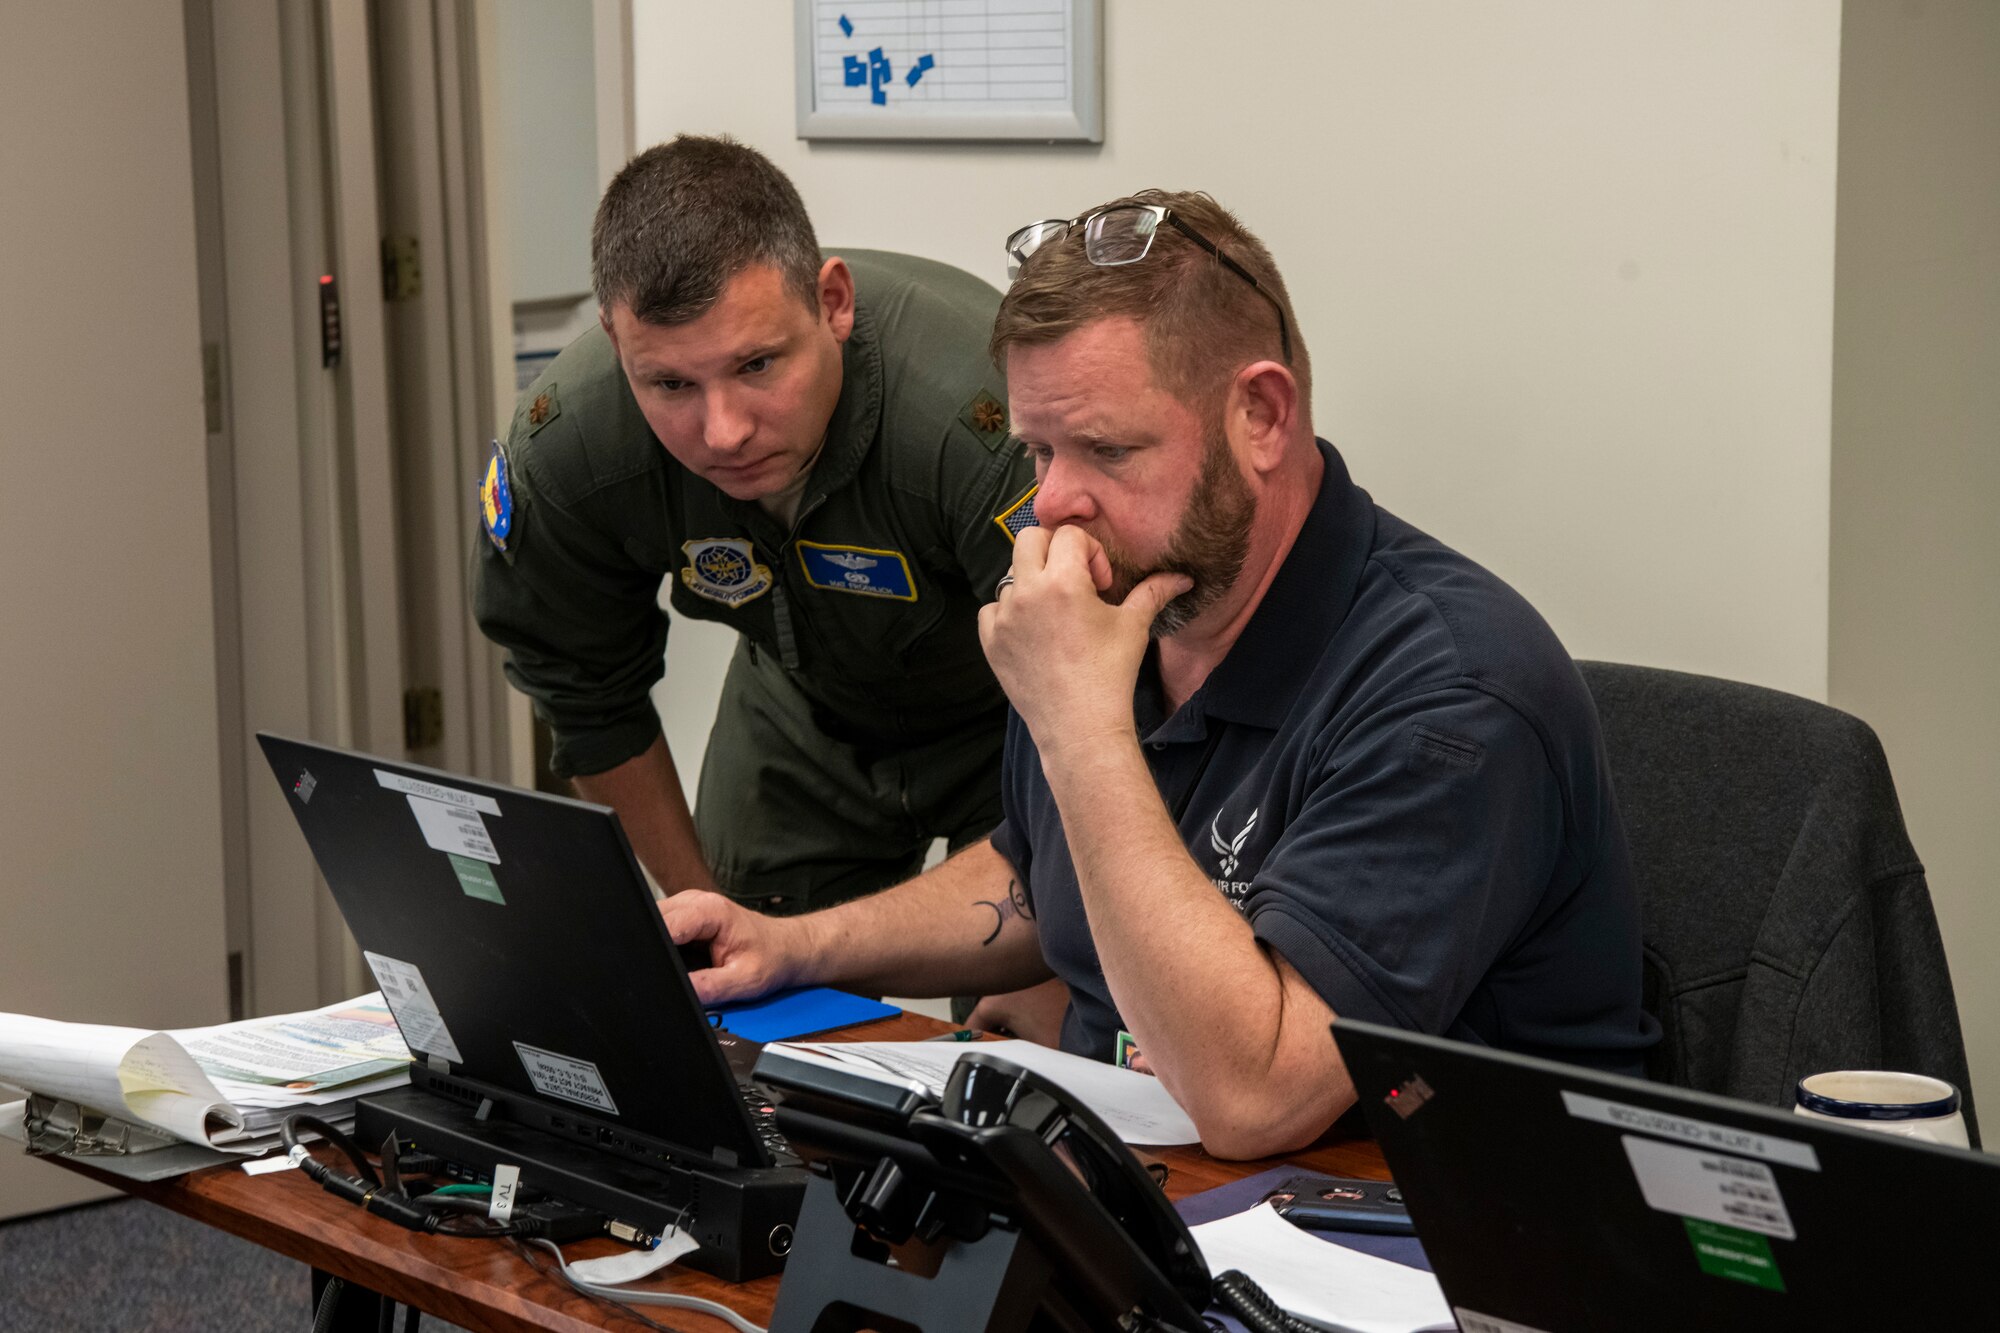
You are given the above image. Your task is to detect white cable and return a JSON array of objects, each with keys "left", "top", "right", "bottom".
[{"left": 525, "top": 1238, "right": 767, "bottom": 1333}]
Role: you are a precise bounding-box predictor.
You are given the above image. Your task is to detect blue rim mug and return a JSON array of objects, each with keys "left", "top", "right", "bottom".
[{"left": 1793, "top": 1070, "right": 1969, "bottom": 1148}]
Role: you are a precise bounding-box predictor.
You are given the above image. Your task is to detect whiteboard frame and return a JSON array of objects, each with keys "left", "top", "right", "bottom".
[{"left": 794, "top": 0, "right": 1103, "bottom": 143}]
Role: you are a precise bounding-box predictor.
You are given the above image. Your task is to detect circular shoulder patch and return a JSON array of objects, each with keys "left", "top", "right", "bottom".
[{"left": 480, "top": 440, "right": 514, "bottom": 550}]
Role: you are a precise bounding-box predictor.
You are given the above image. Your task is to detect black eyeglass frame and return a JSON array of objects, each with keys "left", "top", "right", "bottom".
[{"left": 1005, "top": 205, "right": 1294, "bottom": 364}]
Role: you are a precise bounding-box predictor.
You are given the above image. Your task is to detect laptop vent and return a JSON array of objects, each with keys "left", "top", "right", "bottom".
[{"left": 424, "top": 1072, "right": 482, "bottom": 1105}]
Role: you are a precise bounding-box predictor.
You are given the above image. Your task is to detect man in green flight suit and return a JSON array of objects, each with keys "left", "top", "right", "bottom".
[{"left": 474, "top": 135, "right": 1040, "bottom": 929}]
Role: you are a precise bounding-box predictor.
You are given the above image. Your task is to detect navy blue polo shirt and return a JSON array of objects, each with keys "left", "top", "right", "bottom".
[{"left": 990, "top": 440, "right": 1658, "bottom": 1075}]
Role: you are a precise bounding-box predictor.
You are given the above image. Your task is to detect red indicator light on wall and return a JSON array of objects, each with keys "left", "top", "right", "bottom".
[{"left": 319, "top": 274, "right": 342, "bottom": 368}]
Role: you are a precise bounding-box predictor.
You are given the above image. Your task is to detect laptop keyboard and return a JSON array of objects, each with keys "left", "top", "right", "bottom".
[{"left": 740, "top": 1082, "right": 799, "bottom": 1164}]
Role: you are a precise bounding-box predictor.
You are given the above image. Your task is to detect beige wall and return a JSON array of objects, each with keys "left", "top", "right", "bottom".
[
  {"left": 0, "top": 3, "right": 231, "bottom": 1214},
  {"left": 632, "top": 2, "right": 2000, "bottom": 1122},
  {"left": 1829, "top": 1, "right": 2000, "bottom": 1139},
  {"left": 634, "top": 0, "right": 1843, "bottom": 714}
]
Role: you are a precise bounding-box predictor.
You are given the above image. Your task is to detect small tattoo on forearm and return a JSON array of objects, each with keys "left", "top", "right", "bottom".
[
  {"left": 1009, "top": 876, "right": 1034, "bottom": 921},
  {"left": 975, "top": 879, "right": 1033, "bottom": 945}
]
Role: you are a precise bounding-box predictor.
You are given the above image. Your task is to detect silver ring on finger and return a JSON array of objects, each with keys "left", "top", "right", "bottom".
[{"left": 994, "top": 572, "right": 1016, "bottom": 596}]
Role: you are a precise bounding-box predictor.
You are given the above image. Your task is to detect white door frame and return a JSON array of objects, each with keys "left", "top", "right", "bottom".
[
  {"left": 197, "top": 0, "right": 521, "bottom": 1014},
  {"left": 194, "top": 0, "right": 615, "bottom": 1014}
]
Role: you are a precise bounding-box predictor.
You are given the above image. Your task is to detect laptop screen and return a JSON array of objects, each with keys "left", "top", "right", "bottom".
[
  {"left": 257, "top": 733, "right": 769, "bottom": 1169},
  {"left": 1335, "top": 1018, "right": 1998, "bottom": 1330}
]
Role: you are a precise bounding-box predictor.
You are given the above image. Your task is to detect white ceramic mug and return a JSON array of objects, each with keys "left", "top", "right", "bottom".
[{"left": 1793, "top": 1070, "right": 1969, "bottom": 1148}]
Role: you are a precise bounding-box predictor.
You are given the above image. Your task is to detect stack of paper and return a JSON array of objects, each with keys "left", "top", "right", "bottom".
[
  {"left": 1190, "top": 1203, "right": 1456, "bottom": 1333},
  {"left": 0, "top": 994, "right": 413, "bottom": 1154},
  {"left": 769, "top": 1038, "right": 1200, "bottom": 1146}
]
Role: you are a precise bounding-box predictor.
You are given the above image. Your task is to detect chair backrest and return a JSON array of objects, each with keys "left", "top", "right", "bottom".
[{"left": 1576, "top": 661, "right": 1978, "bottom": 1146}]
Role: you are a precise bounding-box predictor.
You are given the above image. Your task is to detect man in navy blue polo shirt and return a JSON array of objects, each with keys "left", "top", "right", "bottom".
[{"left": 664, "top": 189, "right": 1657, "bottom": 1159}]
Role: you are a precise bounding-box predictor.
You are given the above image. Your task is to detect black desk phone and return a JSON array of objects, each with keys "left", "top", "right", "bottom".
[{"left": 753, "top": 1046, "right": 1336, "bottom": 1333}]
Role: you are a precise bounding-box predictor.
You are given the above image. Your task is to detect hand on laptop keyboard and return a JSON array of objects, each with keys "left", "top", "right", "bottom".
[{"left": 660, "top": 890, "right": 814, "bottom": 1005}]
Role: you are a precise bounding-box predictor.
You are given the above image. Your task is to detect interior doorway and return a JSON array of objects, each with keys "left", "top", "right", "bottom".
[{"left": 189, "top": 0, "right": 520, "bottom": 1024}]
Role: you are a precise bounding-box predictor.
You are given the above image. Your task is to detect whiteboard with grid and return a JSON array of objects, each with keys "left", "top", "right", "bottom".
[{"left": 794, "top": 0, "right": 1102, "bottom": 141}]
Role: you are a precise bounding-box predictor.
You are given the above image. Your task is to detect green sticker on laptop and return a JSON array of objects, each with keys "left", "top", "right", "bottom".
[
  {"left": 1684, "top": 1218, "right": 1785, "bottom": 1292},
  {"left": 449, "top": 853, "right": 505, "bottom": 905}
]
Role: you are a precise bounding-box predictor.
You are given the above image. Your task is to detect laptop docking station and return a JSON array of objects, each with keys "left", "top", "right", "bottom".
[{"left": 357, "top": 1086, "right": 804, "bottom": 1282}]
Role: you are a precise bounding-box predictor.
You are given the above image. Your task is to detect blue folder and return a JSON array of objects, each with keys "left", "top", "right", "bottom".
[{"left": 707, "top": 987, "right": 901, "bottom": 1043}]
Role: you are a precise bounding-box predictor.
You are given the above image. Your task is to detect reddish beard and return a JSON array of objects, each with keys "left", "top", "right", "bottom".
[{"left": 1097, "top": 433, "right": 1254, "bottom": 637}]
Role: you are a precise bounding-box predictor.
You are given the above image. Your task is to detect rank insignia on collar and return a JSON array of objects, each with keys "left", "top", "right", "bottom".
[
  {"left": 797, "top": 541, "right": 917, "bottom": 601},
  {"left": 991, "top": 483, "right": 1038, "bottom": 543},
  {"left": 680, "top": 538, "right": 773, "bottom": 608},
  {"left": 959, "top": 388, "right": 1010, "bottom": 449},
  {"left": 479, "top": 439, "right": 514, "bottom": 552},
  {"left": 526, "top": 384, "right": 559, "bottom": 432}
]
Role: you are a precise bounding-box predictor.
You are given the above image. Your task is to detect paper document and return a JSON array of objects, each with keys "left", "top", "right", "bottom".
[
  {"left": 0, "top": 993, "right": 411, "bottom": 1154},
  {"left": 774, "top": 1039, "right": 1199, "bottom": 1146},
  {"left": 179, "top": 995, "right": 411, "bottom": 1090},
  {"left": 0, "top": 1014, "right": 248, "bottom": 1148},
  {"left": 1190, "top": 1203, "right": 1454, "bottom": 1333}
]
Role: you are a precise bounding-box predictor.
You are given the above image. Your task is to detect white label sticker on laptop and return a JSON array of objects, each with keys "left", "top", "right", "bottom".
[
  {"left": 1454, "top": 1310, "right": 1554, "bottom": 1333},
  {"left": 374, "top": 768, "right": 502, "bottom": 816},
  {"left": 406, "top": 794, "right": 500, "bottom": 864},
  {"left": 362, "top": 952, "right": 464, "bottom": 1063},
  {"left": 1621, "top": 1134, "right": 1796, "bottom": 1239},
  {"left": 1563, "top": 1091, "right": 1821, "bottom": 1170},
  {"left": 514, "top": 1042, "right": 620, "bottom": 1116}
]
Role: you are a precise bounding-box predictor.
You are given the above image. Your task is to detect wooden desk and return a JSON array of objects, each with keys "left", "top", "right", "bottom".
[{"left": 56, "top": 1013, "right": 1385, "bottom": 1332}]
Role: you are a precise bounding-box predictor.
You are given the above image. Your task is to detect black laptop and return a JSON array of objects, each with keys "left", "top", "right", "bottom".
[
  {"left": 258, "top": 734, "right": 802, "bottom": 1276},
  {"left": 1335, "top": 1018, "right": 1998, "bottom": 1332}
]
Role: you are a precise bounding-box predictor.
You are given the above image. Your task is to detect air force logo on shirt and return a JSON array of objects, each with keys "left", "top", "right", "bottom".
[
  {"left": 797, "top": 541, "right": 918, "bottom": 601},
  {"left": 1208, "top": 807, "right": 1260, "bottom": 909},
  {"left": 680, "top": 538, "right": 773, "bottom": 607}
]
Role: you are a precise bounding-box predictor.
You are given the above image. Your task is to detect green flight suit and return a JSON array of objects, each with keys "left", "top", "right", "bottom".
[{"left": 474, "top": 250, "right": 1038, "bottom": 914}]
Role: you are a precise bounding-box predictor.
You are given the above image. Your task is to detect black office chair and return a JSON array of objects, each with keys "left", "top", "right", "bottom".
[{"left": 1577, "top": 661, "right": 1979, "bottom": 1147}]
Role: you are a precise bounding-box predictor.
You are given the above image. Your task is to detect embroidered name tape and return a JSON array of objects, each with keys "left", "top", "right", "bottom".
[{"left": 797, "top": 541, "right": 917, "bottom": 601}]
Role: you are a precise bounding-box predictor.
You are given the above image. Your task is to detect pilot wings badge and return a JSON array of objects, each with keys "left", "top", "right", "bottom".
[{"left": 823, "top": 551, "right": 878, "bottom": 571}]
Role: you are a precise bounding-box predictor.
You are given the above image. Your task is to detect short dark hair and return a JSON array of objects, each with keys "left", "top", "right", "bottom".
[
  {"left": 591, "top": 135, "right": 821, "bottom": 323},
  {"left": 991, "top": 190, "right": 1310, "bottom": 421}
]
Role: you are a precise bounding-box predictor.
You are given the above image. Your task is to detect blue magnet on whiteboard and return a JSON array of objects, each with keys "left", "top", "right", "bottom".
[
  {"left": 906, "top": 54, "right": 935, "bottom": 87},
  {"left": 868, "top": 46, "right": 891, "bottom": 105},
  {"left": 843, "top": 55, "right": 865, "bottom": 87},
  {"left": 838, "top": 14, "right": 853, "bottom": 38}
]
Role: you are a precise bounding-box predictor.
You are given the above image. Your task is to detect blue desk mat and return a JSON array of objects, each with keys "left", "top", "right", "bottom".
[{"left": 707, "top": 987, "right": 900, "bottom": 1043}]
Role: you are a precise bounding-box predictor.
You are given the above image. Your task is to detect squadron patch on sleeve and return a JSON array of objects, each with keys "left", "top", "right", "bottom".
[
  {"left": 796, "top": 541, "right": 918, "bottom": 601},
  {"left": 479, "top": 440, "right": 514, "bottom": 552},
  {"left": 991, "top": 483, "right": 1038, "bottom": 544},
  {"left": 679, "top": 538, "right": 774, "bottom": 607}
]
